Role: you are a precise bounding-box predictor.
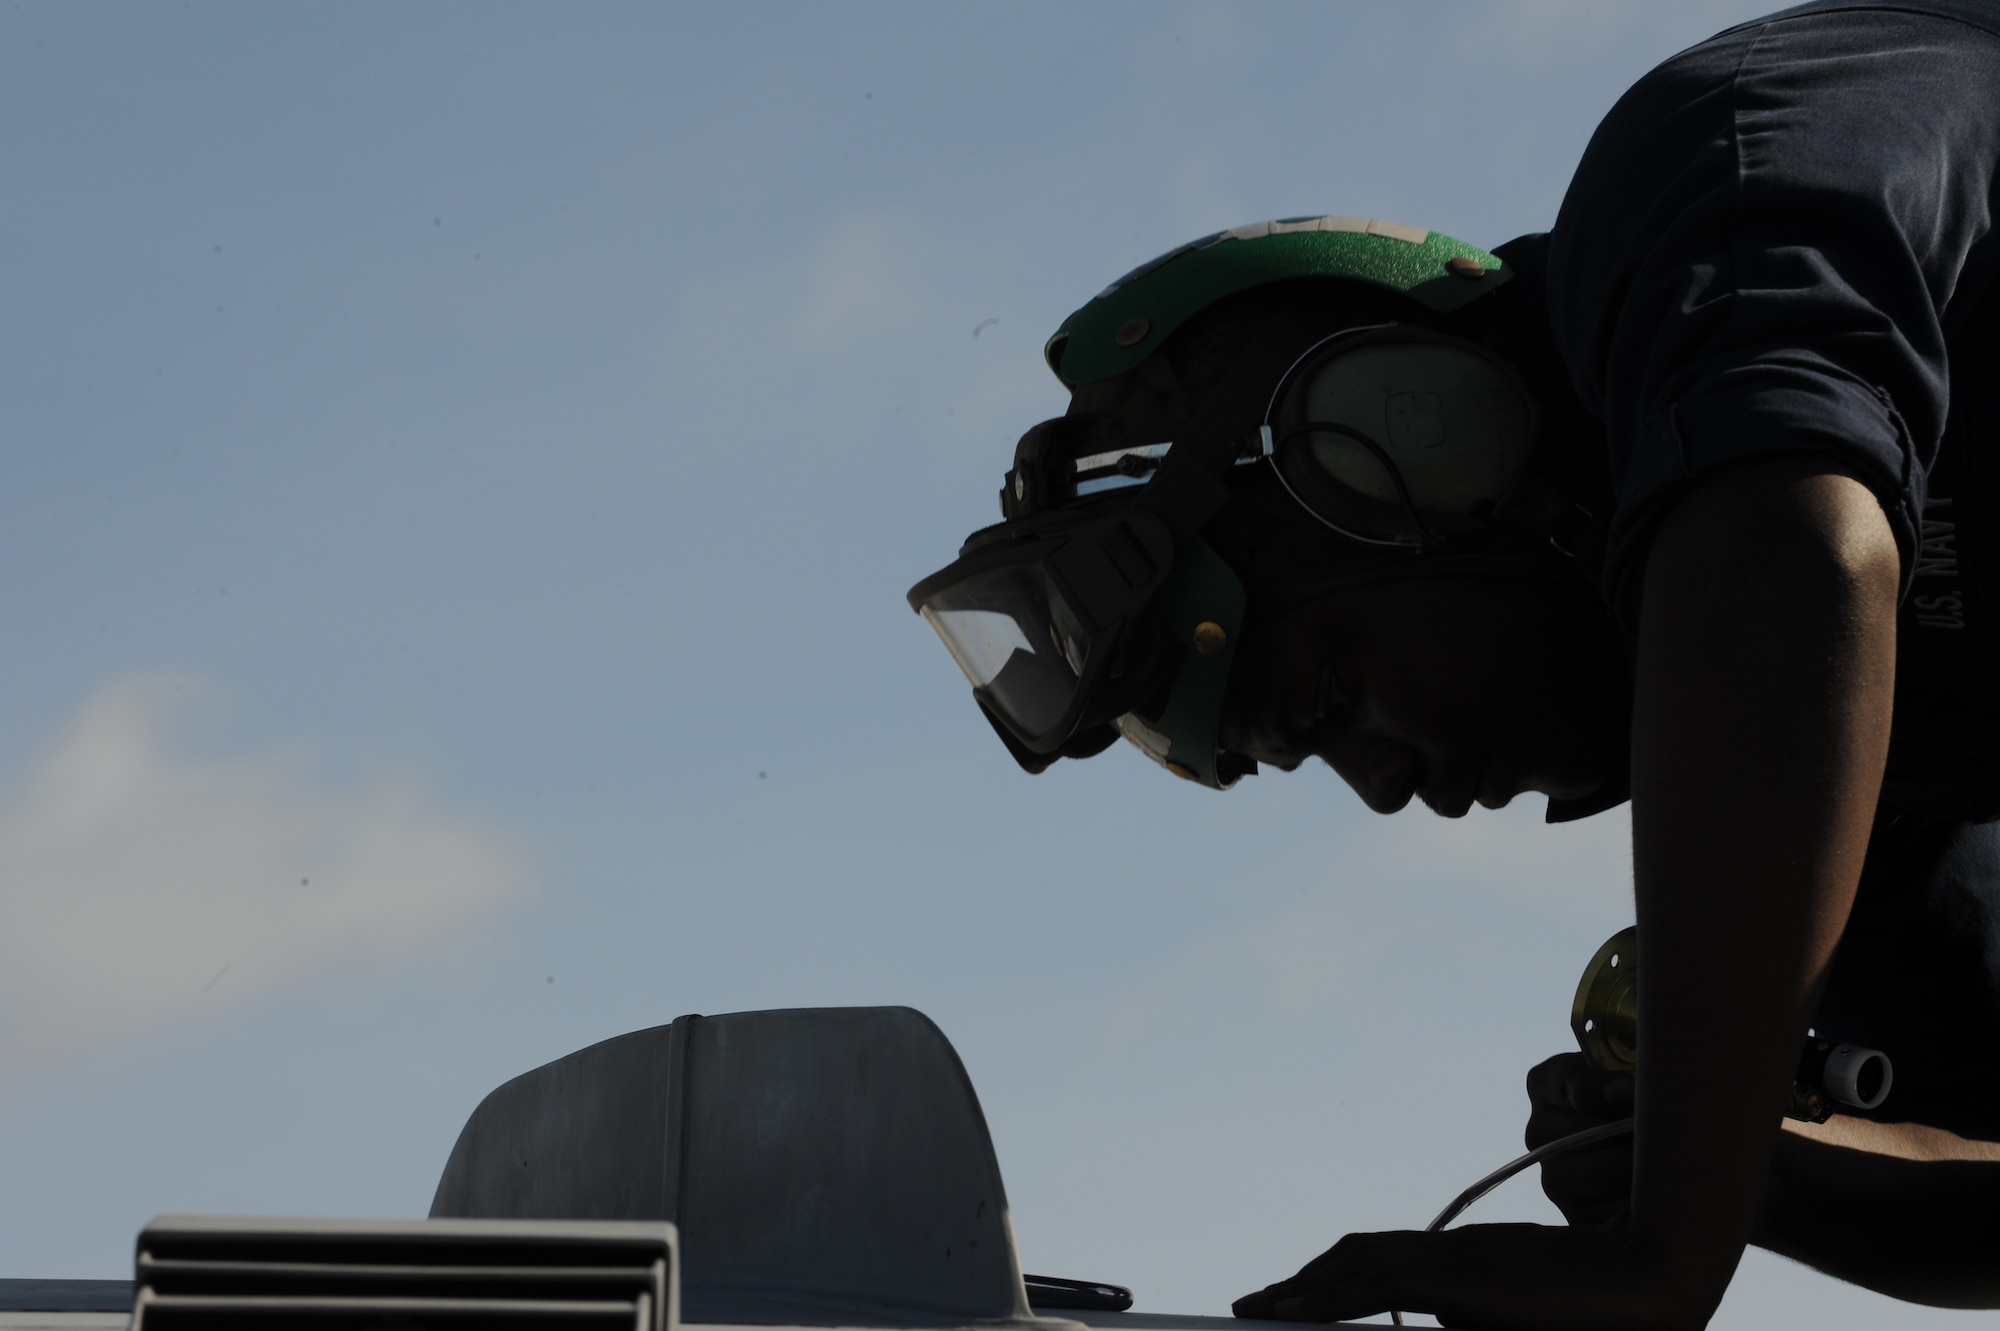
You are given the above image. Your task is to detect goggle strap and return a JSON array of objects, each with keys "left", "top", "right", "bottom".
[
  {"left": 1145, "top": 537, "right": 1250, "bottom": 789},
  {"left": 1131, "top": 441, "right": 1234, "bottom": 540}
]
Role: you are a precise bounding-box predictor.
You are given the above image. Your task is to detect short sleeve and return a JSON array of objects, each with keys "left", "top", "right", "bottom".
[{"left": 1545, "top": 4, "right": 2000, "bottom": 626}]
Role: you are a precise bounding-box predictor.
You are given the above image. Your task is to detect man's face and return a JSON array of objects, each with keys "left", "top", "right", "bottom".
[
  {"left": 1218, "top": 564, "right": 1629, "bottom": 816},
  {"left": 1068, "top": 348, "right": 1628, "bottom": 818}
]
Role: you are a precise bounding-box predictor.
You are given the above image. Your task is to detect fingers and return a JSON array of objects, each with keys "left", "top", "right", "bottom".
[
  {"left": 1527, "top": 1100, "right": 1598, "bottom": 1150},
  {"left": 1526, "top": 1051, "right": 1586, "bottom": 1107},
  {"left": 1523, "top": 1053, "right": 1636, "bottom": 1225},
  {"left": 1594, "top": 1070, "right": 1635, "bottom": 1111},
  {"left": 1525, "top": 1052, "right": 1636, "bottom": 1117},
  {"left": 1234, "top": 1225, "right": 1582, "bottom": 1325},
  {"left": 1236, "top": 1222, "right": 1666, "bottom": 1329},
  {"left": 1231, "top": 1276, "right": 1297, "bottom": 1319},
  {"left": 1538, "top": 1139, "right": 1634, "bottom": 1226},
  {"left": 1230, "top": 1288, "right": 1276, "bottom": 1319},
  {"left": 1232, "top": 1233, "right": 1399, "bottom": 1323},
  {"left": 1525, "top": 1055, "right": 1635, "bottom": 1154},
  {"left": 1532, "top": 1110, "right": 1634, "bottom": 1227}
]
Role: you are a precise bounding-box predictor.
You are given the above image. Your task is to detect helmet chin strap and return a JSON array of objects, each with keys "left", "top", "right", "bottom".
[
  {"left": 1092, "top": 313, "right": 1370, "bottom": 785},
  {"left": 1127, "top": 307, "right": 1364, "bottom": 538},
  {"left": 1176, "top": 305, "right": 1360, "bottom": 437},
  {"left": 1506, "top": 476, "right": 1610, "bottom": 588}
]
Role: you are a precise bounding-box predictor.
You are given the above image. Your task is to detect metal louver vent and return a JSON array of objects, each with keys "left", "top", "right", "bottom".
[{"left": 133, "top": 1215, "right": 677, "bottom": 1331}]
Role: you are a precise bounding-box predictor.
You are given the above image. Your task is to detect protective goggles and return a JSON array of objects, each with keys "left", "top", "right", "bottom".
[
  {"left": 909, "top": 508, "right": 1255, "bottom": 786},
  {"left": 907, "top": 414, "right": 1264, "bottom": 787},
  {"left": 908, "top": 325, "right": 1540, "bottom": 787}
]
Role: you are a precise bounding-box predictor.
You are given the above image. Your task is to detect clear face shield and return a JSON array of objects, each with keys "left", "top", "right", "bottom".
[
  {"left": 907, "top": 491, "right": 1257, "bottom": 788},
  {"left": 916, "top": 553, "right": 1098, "bottom": 746}
]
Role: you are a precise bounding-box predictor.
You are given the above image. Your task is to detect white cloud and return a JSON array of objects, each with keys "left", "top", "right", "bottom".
[
  {"left": 0, "top": 676, "right": 534, "bottom": 1073},
  {"left": 788, "top": 213, "right": 925, "bottom": 347}
]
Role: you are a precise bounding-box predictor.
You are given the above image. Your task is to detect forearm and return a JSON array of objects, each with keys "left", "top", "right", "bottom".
[
  {"left": 1231, "top": 461, "right": 1916, "bottom": 1331},
  {"left": 1626, "top": 459, "right": 1901, "bottom": 1321},
  {"left": 1753, "top": 1117, "right": 2000, "bottom": 1306}
]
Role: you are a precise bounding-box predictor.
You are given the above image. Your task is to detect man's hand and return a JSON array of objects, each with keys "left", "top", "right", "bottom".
[
  {"left": 1526, "top": 1051, "right": 1635, "bottom": 1226},
  {"left": 1231, "top": 1221, "right": 1700, "bottom": 1330}
]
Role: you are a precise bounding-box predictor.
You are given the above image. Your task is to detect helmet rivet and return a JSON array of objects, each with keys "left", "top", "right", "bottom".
[
  {"left": 1165, "top": 761, "right": 1198, "bottom": 782},
  {"left": 1446, "top": 256, "right": 1486, "bottom": 279},
  {"left": 1114, "top": 316, "right": 1151, "bottom": 347},
  {"left": 1191, "top": 621, "right": 1228, "bottom": 655}
]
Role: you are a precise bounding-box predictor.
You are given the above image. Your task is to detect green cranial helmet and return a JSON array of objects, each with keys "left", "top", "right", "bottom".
[
  {"left": 1043, "top": 215, "right": 1509, "bottom": 389},
  {"left": 909, "top": 215, "right": 1564, "bottom": 791}
]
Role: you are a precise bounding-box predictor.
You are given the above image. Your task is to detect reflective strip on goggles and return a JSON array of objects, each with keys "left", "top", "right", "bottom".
[{"left": 1072, "top": 429, "right": 1273, "bottom": 498}]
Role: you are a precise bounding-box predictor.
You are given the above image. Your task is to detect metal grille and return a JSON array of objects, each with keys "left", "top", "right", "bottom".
[{"left": 132, "top": 1216, "right": 677, "bottom": 1331}]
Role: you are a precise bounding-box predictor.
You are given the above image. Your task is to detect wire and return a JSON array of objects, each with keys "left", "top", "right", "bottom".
[
  {"left": 1267, "top": 421, "right": 1461, "bottom": 553},
  {"left": 1387, "top": 1118, "right": 1635, "bottom": 1327},
  {"left": 1422, "top": 1117, "right": 1636, "bottom": 1233}
]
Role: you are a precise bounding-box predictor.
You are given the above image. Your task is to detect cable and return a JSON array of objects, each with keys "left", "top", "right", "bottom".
[
  {"left": 1422, "top": 1117, "right": 1635, "bottom": 1233},
  {"left": 1268, "top": 421, "right": 1461, "bottom": 553},
  {"left": 1387, "top": 1118, "right": 1634, "bottom": 1327}
]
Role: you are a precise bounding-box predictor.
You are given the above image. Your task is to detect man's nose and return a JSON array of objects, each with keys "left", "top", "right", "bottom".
[{"left": 1321, "top": 731, "right": 1422, "bottom": 814}]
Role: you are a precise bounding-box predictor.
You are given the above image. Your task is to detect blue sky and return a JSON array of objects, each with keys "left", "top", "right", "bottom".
[{"left": 1, "top": 4, "right": 1985, "bottom": 1328}]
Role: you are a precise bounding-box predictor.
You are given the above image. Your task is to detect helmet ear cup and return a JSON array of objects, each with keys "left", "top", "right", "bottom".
[{"left": 1271, "top": 329, "right": 1537, "bottom": 545}]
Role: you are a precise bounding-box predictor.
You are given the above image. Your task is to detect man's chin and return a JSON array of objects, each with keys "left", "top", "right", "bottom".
[
  {"left": 1418, "top": 789, "right": 1475, "bottom": 819},
  {"left": 1530, "top": 766, "right": 1611, "bottom": 803}
]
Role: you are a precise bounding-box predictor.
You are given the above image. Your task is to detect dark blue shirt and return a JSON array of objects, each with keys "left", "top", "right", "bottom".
[
  {"left": 1506, "top": 0, "right": 2000, "bottom": 822},
  {"left": 1513, "top": 0, "right": 2000, "bottom": 1134},
  {"left": 1547, "top": 0, "right": 2000, "bottom": 624}
]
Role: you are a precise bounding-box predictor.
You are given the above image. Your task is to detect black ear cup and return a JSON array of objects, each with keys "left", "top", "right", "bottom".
[{"left": 1270, "top": 328, "right": 1538, "bottom": 547}]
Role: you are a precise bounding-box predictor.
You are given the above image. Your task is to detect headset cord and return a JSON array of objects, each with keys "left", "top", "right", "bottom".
[
  {"left": 1267, "top": 421, "right": 1461, "bottom": 554},
  {"left": 1387, "top": 1117, "right": 1635, "bottom": 1328}
]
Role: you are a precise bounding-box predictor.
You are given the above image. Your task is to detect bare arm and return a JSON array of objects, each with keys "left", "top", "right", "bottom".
[
  {"left": 1527, "top": 1067, "right": 2000, "bottom": 1309},
  {"left": 1236, "top": 455, "right": 1909, "bottom": 1329},
  {"left": 1623, "top": 454, "right": 1901, "bottom": 1323},
  {"left": 1753, "top": 1116, "right": 2000, "bottom": 1307}
]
